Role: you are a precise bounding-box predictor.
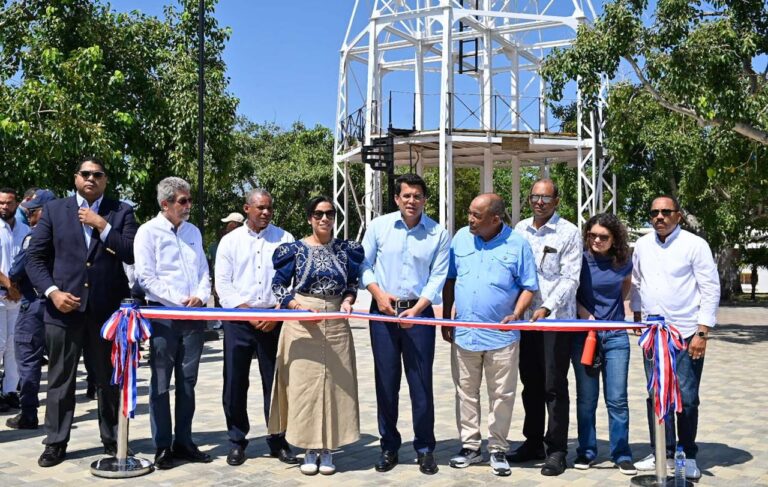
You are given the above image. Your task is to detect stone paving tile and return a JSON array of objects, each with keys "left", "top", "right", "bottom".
[{"left": 0, "top": 306, "right": 765, "bottom": 485}]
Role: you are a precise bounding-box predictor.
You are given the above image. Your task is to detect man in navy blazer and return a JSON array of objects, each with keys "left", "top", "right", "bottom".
[{"left": 26, "top": 158, "right": 138, "bottom": 468}]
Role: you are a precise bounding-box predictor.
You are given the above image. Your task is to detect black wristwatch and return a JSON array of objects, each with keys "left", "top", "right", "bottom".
[{"left": 696, "top": 331, "right": 708, "bottom": 340}]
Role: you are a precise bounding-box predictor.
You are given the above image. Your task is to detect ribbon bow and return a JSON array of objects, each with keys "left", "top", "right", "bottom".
[
  {"left": 101, "top": 302, "right": 152, "bottom": 418},
  {"left": 638, "top": 315, "right": 686, "bottom": 423}
]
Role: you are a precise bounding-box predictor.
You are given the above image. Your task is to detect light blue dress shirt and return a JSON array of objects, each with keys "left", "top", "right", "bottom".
[
  {"left": 361, "top": 211, "right": 450, "bottom": 305},
  {"left": 448, "top": 225, "right": 539, "bottom": 351}
]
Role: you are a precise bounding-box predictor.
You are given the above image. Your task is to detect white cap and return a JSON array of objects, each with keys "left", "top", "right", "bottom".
[{"left": 221, "top": 212, "right": 244, "bottom": 224}]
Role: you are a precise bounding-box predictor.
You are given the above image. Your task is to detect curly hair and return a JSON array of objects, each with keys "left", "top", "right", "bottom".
[{"left": 583, "top": 213, "right": 630, "bottom": 267}]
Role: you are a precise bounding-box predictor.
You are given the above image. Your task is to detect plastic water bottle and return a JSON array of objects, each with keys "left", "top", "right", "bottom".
[{"left": 674, "top": 446, "right": 686, "bottom": 485}]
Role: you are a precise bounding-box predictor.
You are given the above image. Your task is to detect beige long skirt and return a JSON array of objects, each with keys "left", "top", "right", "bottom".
[{"left": 268, "top": 293, "right": 360, "bottom": 449}]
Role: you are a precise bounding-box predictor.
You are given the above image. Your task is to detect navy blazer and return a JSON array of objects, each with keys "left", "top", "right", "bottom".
[{"left": 26, "top": 195, "right": 138, "bottom": 326}]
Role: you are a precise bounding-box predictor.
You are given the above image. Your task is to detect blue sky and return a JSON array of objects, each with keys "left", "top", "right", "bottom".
[{"left": 110, "top": 1, "right": 354, "bottom": 129}]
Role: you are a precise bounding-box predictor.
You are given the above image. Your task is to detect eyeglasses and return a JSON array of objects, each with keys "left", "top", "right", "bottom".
[
  {"left": 174, "top": 197, "right": 193, "bottom": 206},
  {"left": 649, "top": 209, "right": 677, "bottom": 218},
  {"left": 311, "top": 210, "right": 336, "bottom": 220},
  {"left": 587, "top": 232, "right": 612, "bottom": 242},
  {"left": 77, "top": 170, "right": 106, "bottom": 180},
  {"left": 529, "top": 194, "right": 554, "bottom": 204}
]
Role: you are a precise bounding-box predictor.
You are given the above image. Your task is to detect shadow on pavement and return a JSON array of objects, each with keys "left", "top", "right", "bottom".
[{"left": 712, "top": 324, "right": 768, "bottom": 345}]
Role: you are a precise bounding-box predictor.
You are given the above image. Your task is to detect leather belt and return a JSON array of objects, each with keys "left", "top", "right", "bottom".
[{"left": 394, "top": 299, "right": 419, "bottom": 309}]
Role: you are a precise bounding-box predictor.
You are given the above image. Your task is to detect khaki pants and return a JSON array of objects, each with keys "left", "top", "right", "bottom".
[{"left": 451, "top": 341, "right": 520, "bottom": 452}]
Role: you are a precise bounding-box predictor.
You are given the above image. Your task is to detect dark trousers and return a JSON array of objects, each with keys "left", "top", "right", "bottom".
[
  {"left": 148, "top": 319, "right": 205, "bottom": 450},
  {"left": 222, "top": 320, "right": 283, "bottom": 449},
  {"left": 369, "top": 302, "right": 436, "bottom": 453},
  {"left": 518, "top": 329, "right": 571, "bottom": 455},
  {"left": 643, "top": 335, "right": 704, "bottom": 459},
  {"left": 44, "top": 314, "right": 119, "bottom": 446},
  {"left": 14, "top": 299, "right": 45, "bottom": 418}
]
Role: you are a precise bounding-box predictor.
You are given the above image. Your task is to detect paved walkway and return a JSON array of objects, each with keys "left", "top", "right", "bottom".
[{"left": 0, "top": 306, "right": 766, "bottom": 486}]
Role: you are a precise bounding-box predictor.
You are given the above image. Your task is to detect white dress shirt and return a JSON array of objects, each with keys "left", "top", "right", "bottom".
[
  {"left": 514, "top": 213, "right": 582, "bottom": 319},
  {"left": 134, "top": 213, "right": 210, "bottom": 307},
  {"left": 630, "top": 225, "right": 720, "bottom": 338},
  {"left": 0, "top": 218, "right": 29, "bottom": 306},
  {"left": 214, "top": 223, "right": 294, "bottom": 309}
]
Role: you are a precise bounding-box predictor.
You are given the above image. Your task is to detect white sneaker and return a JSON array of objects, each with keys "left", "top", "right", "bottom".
[
  {"left": 319, "top": 449, "right": 335, "bottom": 475},
  {"left": 685, "top": 459, "right": 701, "bottom": 480},
  {"left": 449, "top": 448, "right": 482, "bottom": 468},
  {"left": 634, "top": 453, "right": 674, "bottom": 472},
  {"left": 300, "top": 450, "right": 319, "bottom": 475},
  {"left": 489, "top": 451, "right": 511, "bottom": 477}
]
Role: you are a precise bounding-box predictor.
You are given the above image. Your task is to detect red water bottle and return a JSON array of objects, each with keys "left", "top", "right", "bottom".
[{"left": 580, "top": 330, "right": 597, "bottom": 366}]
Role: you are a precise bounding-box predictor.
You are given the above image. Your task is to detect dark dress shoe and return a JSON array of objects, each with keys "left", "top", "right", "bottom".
[
  {"left": 541, "top": 452, "right": 567, "bottom": 476},
  {"left": 154, "top": 448, "right": 174, "bottom": 470},
  {"left": 507, "top": 444, "right": 546, "bottom": 463},
  {"left": 173, "top": 444, "right": 213, "bottom": 463},
  {"left": 374, "top": 450, "right": 399, "bottom": 472},
  {"left": 85, "top": 383, "right": 96, "bottom": 401},
  {"left": 38, "top": 444, "right": 67, "bottom": 467},
  {"left": 104, "top": 443, "right": 134, "bottom": 457},
  {"left": 417, "top": 451, "right": 439, "bottom": 475},
  {"left": 270, "top": 447, "right": 299, "bottom": 464},
  {"left": 227, "top": 445, "right": 246, "bottom": 466},
  {"left": 6, "top": 413, "right": 38, "bottom": 429}
]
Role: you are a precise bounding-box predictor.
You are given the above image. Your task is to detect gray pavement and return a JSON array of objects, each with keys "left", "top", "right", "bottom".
[{"left": 0, "top": 306, "right": 766, "bottom": 486}]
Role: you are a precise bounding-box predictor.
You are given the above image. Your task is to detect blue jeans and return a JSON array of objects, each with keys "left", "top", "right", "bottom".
[
  {"left": 570, "top": 330, "right": 632, "bottom": 463},
  {"left": 643, "top": 335, "right": 704, "bottom": 459},
  {"left": 149, "top": 319, "right": 205, "bottom": 450}
]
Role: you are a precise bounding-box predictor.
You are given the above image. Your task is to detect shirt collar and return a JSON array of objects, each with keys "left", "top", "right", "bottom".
[
  {"left": 246, "top": 222, "right": 269, "bottom": 237},
  {"left": 157, "top": 212, "right": 185, "bottom": 232},
  {"left": 395, "top": 211, "right": 426, "bottom": 230},
  {"left": 655, "top": 224, "right": 681, "bottom": 246},
  {"left": 476, "top": 224, "right": 510, "bottom": 246},
  {"left": 76, "top": 193, "right": 104, "bottom": 211},
  {"left": 525, "top": 212, "right": 560, "bottom": 232}
]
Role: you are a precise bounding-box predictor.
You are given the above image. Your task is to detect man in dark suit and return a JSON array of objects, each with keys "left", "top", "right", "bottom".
[{"left": 26, "top": 158, "right": 138, "bottom": 467}]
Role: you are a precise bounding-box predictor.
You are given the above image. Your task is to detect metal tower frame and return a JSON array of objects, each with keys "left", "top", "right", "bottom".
[{"left": 333, "top": 0, "right": 613, "bottom": 238}]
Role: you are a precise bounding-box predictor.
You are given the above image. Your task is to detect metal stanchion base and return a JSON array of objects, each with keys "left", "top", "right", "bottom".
[
  {"left": 90, "top": 456, "right": 154, "bottom": 478},
  {"left": 631, "top": 474, "right": 693, "bottom": 486}
]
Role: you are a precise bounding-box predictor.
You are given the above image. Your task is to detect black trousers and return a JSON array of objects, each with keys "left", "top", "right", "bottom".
[
  {"left": 222, "top": 320, "right": 282, "bottom": 449},
  {"left": 44, "top": 315, "right": 119, "bottom": 446},
  {"left": 518, "top": 330, "right": 571, "bottom": 455}
]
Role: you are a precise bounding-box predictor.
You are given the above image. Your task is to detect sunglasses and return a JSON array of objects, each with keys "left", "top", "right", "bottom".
[
  {"left": 649, "top": 209, "right": 677, "bottom": 217},
  {"left": 311, "top": 210, "right": 336, "bottom": 220},
  {"left": 174, "top": 197, "right": 193, "bottom": 206},
  {"left": 77, "top": 170, "right": 106, "bottom": 179},
  {"left": 529, "top": 194, "right": 554, "bottom": 204},
  {"left": 587, "top": 232, "right": 612, "bottom": 242}
]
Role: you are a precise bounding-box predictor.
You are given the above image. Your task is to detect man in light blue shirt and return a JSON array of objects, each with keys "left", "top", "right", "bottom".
[
  {"left": 442, "top": 193, "right": 537, "bottom": 477},
  {"left": 361, "top": 173, "right": 450, "bottom": 475}
]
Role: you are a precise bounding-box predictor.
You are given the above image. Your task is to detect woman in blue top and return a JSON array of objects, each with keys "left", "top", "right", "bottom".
[
  {"left": 571, "top": 213, "right": 635, "bottom": 475},
  {"left": 268, "top": 196, "right": 364, "bottom": 476}
]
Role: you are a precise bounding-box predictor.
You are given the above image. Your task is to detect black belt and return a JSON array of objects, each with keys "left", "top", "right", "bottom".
[{"left": 394, "top": 298, "right": 419, "bottom": 309}]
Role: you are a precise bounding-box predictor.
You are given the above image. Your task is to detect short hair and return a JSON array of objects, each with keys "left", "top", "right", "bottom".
[
  {"left": 652, "top": 194, "right": 680, "bottom": 211},
  {"left": 487, "top": 194, "right": 506, "bottom": 217},
  {"left": 156, "top": 177, "right": 191, "bottom": 207},
  {"left": 0, "top": 188, "right": 17, "bottom": 198},
  {"left": 395, "top": 173, "right": 428, "bottom": 197},
  {"left": 305, "top": 195, "right": 333, "bottom": 218},
  {"left": 530, "top": 178, "right": 559, "bottom": 198},
  {"left": 23, "top": 187, "right": 38, "bottom": 199},
  {"left": 75, "top": 157, "right": 107, "bottom": 174},
  {"left": 246, "top": 188, "right": 273, "bottom": 205}
]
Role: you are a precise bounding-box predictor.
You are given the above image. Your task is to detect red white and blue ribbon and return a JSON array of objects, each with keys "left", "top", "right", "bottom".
[
  {"left": 100, "top": 303, "right": 152, "bottom": 418},
  {"left": 638, "top": 315, "right": 686, "bottom": 423}
]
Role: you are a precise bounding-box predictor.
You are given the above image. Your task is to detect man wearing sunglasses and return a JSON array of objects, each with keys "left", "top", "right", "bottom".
[
  {"left": 510, "top": 178, "right": 581, "bottom": 476},
  {"left": 133, "top": 177, "right": 212, "bottom": 470},
  {"left": 26, "top": 158, "right": 138, "bottom": 467},
  {"left": 630, "top": 196, "right": 720, "bottom": 481}
]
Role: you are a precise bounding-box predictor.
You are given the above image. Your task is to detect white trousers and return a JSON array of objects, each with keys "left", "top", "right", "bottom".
[{"left": 0, "top": 304, "right": 21, "bottom": 394}]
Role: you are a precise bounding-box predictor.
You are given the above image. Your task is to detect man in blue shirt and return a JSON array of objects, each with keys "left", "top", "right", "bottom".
[
  {"left": 442, "top": 193, "right": 538, "bottom": 477},
  {"left": 361, "top": 173, "right": 450, "bottom": 475}
]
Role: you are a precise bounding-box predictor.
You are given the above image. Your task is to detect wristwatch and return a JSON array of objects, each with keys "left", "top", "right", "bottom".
[{"left": 696, "top": 331, "right": 708, "bottom": 340}]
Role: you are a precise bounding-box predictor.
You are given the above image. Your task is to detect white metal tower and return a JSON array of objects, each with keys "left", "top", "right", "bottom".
[{"left": 333, "top": 0, "right": 615, "bottom": 238}]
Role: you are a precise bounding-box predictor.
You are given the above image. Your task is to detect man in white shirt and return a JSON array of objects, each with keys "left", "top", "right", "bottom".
[
  {"left": 134, "top": 177, "right": 211, "bottom": 470},
  {"left": 510, "top": 178, "right": 581, "bottom": 476},
  {"left": 0, "top": 188, "right": 29, "bottom": 412},
  {"left": 215, "top": 189, "right": 297, "bottom": 467},
  {"left": 630, "top": 195, "right": 720, "bottom": 481}
]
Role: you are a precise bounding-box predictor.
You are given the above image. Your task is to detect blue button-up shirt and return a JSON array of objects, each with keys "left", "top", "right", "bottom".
[
  {"left": 449, "top": 225, "right": 538, "bottom": 351},
  {"left": 361, "top": 211, "right": 450, "bottom": 305}
]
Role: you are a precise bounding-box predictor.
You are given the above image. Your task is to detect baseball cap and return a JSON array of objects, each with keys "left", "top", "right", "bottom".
[
  {"left": 21, "top": 189, "right": 56, "bottom": 210},
  {"left": 221, "top": 212, "right": 244, "bottom": 224}
]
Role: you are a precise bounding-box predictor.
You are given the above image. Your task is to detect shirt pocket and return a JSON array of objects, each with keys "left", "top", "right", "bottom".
[
  {"left": 454, "top": 248, "right": 476, "bottom": 277},
  {"left": 539, "top": 248, "right": 561, "bottom": 278},
  {"left": 488, "top": 251, "right": 519, "bottom": 288}
]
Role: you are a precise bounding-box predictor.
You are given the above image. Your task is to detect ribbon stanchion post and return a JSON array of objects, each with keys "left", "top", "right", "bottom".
[
  {"left": 91, "top": 300, "right": 154, "bottom": 478},
  {"left": 632, "top": 315, "right": 692, "bottom": 487}
]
